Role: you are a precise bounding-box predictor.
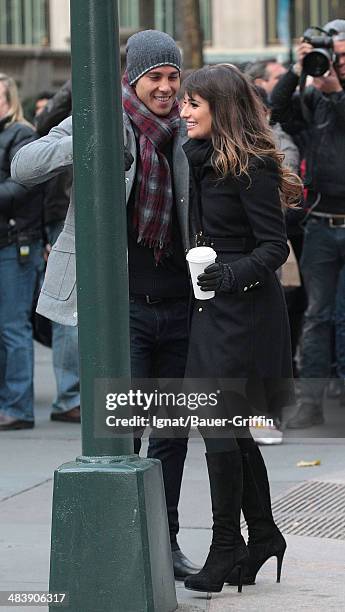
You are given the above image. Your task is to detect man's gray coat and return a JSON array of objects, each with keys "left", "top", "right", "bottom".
[{"left": 11, "top": 115, "right": 190, "bottom": 325}]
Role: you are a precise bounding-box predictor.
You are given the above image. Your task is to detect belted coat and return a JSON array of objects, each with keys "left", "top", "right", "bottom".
[
  {"left": 183, "top": 140, "right": 293, "bottom": 412},
  {"left": 11, "top": 114, "right": 190, "bottom": 325}
]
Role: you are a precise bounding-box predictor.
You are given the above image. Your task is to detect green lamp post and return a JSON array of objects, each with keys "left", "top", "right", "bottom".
[{"left": 48, "top": 2, "right": 177, "bottom": 610}]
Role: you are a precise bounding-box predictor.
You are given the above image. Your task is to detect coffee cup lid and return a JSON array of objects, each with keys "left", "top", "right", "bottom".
[{"left": 186, "top": 246, "right": 217, "bottom": 263}]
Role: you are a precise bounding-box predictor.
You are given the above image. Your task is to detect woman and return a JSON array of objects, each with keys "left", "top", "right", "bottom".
[
  {"left": 0, "top": 74, "right": 43, "bottom": 431},
  {"left": 180, "top": 65, "right": 302, "bottom": 593}
]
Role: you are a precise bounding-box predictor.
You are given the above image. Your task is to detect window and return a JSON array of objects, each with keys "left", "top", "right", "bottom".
[
  {"left": 0, "top": 0, "right": 49, "bottom": 45},
  {"left": 154, "top": 0, "right": 211, "bottom": 43},
  {"left": 118, "top": 0, "right": 140, "bottom": 29},
  {"left": 118, "top": 0, "right": 211, "bottom": 44},
  {"left": 266, "top": 0, "right": 345, "bottom": 45}
]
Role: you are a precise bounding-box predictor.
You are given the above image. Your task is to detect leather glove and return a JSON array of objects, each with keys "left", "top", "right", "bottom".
[
  {"left": 124, "top": 147, "right": 134, "bottom": 171},
  {"left": 197, "top": 262, "right": 237, "bottom": 293}
]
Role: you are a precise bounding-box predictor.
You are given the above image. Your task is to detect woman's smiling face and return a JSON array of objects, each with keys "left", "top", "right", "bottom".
[{"left": 180, "top": 92, "right": 212, "bottom": 139}]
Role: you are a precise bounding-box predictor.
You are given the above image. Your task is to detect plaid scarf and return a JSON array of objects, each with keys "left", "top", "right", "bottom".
[{"left": 122, "top": 71, "right": 180, "bottom": 262}]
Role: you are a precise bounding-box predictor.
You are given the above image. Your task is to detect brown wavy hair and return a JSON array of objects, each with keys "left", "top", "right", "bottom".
[{"left": 181, "top": 64, "right": 302, "bottom": 208}]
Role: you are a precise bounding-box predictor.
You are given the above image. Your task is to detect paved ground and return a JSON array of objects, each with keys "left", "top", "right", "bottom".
[{"left": 0, "top": 344, "right": 345, "bottom": 611}]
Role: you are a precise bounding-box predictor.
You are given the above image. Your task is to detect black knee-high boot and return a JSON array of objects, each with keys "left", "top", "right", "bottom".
[
  {"left": 185, "top": 450, "right": 248, "bottom": 593},
  {"left": 228, "top": 443, "right": 286, "bottom": 585}
]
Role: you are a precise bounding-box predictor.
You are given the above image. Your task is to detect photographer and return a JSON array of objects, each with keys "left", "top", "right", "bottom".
[{"left": 271, "top": 20, "right": 345, "bottom": 429}]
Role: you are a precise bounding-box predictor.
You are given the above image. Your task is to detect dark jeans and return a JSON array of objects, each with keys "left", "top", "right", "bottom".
[
  {"left": 335, "top": 265, "right": 345, "bottom": 379},
  {"left": 130, "top": 296, "right": 189, "bottom": 545},
  {"left": 298, "top": 218, "right": 345, "bottom": 404},
  {"left": 284, "top": 233, "right": 307, "bottom": 374},
  {"left": 0, "top": 241, "right": 43, "bottom": 421}
]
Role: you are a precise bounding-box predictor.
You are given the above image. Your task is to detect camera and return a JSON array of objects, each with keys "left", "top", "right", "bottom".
[{"left": 302, "top": 27, "right": 335, "bottom": 76}]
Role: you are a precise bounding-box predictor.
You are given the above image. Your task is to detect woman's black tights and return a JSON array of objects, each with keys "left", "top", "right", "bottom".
[{"left": 201, "top": 426, "right": 257, "bottom": 454}]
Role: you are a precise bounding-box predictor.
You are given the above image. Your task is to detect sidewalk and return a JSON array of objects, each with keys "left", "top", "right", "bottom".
[{"left": 0, "top": 344, "right": 345, "bottom": 611}]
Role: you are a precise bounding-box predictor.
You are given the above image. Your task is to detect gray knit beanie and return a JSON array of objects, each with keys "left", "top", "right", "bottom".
[
  {"left": 324, "top": 19, "right": 345, "bottom": 36},
  {"left": 126, "top": 30, "right": 181, "bottom": 85}
]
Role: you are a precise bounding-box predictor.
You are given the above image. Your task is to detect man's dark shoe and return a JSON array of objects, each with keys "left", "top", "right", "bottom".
[
  {"left": 286, "top": 403, "right": 324, "bottom": 429},
  {"left": 171, "top": 545, "right": 201, "bottom": 580},
  {"left": 0, "top": 413, "right": 34, "bottom": 431},
  {"left": 51, "top": 406, "right": 81, "bottom": 423}
]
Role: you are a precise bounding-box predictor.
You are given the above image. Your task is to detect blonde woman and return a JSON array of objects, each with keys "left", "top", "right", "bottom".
[{"left": 0, "top": 74, "right": 44, "bottom": 431}]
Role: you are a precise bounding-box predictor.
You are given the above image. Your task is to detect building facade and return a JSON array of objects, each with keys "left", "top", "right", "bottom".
[{"left": 1, "top": 0, "right": 345, "bottom": 98}]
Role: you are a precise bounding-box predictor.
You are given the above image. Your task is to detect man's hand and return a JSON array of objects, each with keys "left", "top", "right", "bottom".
[
  {"left": 312, "top": 67, "right": 343, "bottom": 93},
  {"left": 296, "top": 40, "right": 314, "bottom": 69}
]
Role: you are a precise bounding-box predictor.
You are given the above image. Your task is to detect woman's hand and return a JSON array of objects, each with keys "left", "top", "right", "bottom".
[{"left": 197, "top": 262, "right": 237, "bottom": 293}]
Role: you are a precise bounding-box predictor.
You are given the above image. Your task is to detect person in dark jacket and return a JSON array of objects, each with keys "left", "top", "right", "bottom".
[
  {"left": 0, "top": 73, "right": 44, "bottom": 430},
  {"left": 36, "top": 80, "right": 72, "bottom": 135},
  {"left": 271, "top": 19, "right": 345, "bottom": 428},
  {"left": 34, "top": 91, "right": 55, "bottom": 118},
  {"left": 34, "top": 85, "right": 81, "bottom": 423},
  {"left": 180, "top": 64, "right": 302, "bottom": 593},
  {"left": 249, "top": 83, "right": 303, "bottom": 444}
]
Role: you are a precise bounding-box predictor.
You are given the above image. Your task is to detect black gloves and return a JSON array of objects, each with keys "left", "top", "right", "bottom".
[
  {"left": 124, "top": 147, "right": 134, "bottom": 171},
  {"left": 197, "top": 262, "right": 237, "bottom": 294}
]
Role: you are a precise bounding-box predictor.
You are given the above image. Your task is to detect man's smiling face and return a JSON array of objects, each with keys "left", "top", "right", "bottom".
[{"left": 134, "top": 66, "right": 181, "bottom": 116}]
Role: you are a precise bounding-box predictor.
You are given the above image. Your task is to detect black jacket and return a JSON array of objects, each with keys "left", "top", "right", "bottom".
[
  {"left": 185, "top": 140, "right": 289, "bottom": 291},
  {"left": 271, "top": 69, "right": 345, "bottom": 208},
  {"left": 184, "top": 140, "right": 292, "bottom": 393},
  {"left": 35, "top": 79, "right": 72, "bottom": 225},
  {"left": 0, "top": 117, "right": 44, "bottom": 243}
]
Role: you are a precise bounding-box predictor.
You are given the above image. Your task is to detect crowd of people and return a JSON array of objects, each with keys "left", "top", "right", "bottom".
[{"left": 1, "top": 17, "right": 345, "bottom": 594}]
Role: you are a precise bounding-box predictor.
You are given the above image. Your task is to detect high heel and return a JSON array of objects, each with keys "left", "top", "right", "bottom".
[
  {"left": 227, "top": 527, "right": 286, "bottom": 585},
  {"left": 184, "top": 544, "right": 248, "bottom": 592},
  {"left": 226, "top": 443, "right": 287, "bottom": 585},
  {"left": 184, "top": 450, "right": 249, "bottom": 593},
  {"left": 237, "top": 564, "right": 243, "bottom": 593},
  {"left": 245, "top": 530, "right": 286, "bottom": 583},
  {"left": 276, "top": 546, "right": 285, "bottom": 583}
]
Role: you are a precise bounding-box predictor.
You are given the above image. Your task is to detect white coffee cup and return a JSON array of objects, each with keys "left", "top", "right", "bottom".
[{"left": 186, "top": 246, "right": 217, "bottom": 300}]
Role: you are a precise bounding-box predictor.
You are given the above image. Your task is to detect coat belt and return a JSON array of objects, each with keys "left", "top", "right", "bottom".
[{"left": 195, "top": 234, "right": 256, "bottom": 252}]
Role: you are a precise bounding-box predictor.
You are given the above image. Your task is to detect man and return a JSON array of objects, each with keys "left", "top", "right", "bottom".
[
  {"left": 34, "top": 91, "right": 54, "bottom": 117},
  {"left": 35, "top": 84, "right": 81, "bottom": 424},
  {"left": 271, "top": 19, "right": 345, "bottom": 428},
  {"left": 11, "top": 30, "right": 199, "bottom": 579},
  {"left": 245, "top": 59, "right": 287, "bottom": 99},
  {"left": 246, "top": 59, "right": 301, "bottom": 175}
]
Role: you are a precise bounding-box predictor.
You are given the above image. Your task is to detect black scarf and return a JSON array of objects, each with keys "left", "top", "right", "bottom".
[{"left": 182, "top": 138, "right": 213, "bottom": 177}]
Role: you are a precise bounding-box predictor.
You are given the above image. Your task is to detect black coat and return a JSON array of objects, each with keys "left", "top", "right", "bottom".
[
  {"left": 184, "top": 140, "right": 293, "bottom": 414},
  {"left": 35, "top": 79, "right": 72, "bottom": 225},
  {"left": 0, "top": 117, "right": 44, "bottom": 241}
]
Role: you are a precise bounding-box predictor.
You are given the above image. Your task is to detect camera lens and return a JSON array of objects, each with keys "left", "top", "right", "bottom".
[{"left": 302, "top": 49, "right": 331, "bottom": 76}]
